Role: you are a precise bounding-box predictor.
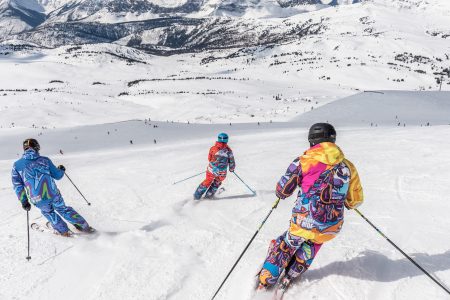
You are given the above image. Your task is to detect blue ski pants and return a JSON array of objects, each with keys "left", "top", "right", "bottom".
[{"left": 35, "top": 196, "right": 89, "bottom": 233}]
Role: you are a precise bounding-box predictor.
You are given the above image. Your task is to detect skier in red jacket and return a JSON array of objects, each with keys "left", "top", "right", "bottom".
[{"left": 194, "top": 133, "right": 236, "bottom": 200}]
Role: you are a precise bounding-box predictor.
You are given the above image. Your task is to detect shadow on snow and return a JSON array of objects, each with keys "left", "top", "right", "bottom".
[
  {"left": 306, "top": 249, "right": 450, "bottom": 283},
  {"left": 209, "top": 194, "right": 257, "bottom": 201}
]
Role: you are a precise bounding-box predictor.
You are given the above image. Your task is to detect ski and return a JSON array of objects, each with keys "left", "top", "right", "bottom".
[
  {"left": 253, "top": 275, "right": 291, "bottom": 300},
  {"left": 30, "top": 222, "right": 74, "bottom": 237},
  {"left": 206, "top": 187, "right": 225, "bottom": 198},
  {"left": 199, "top": 187, "right": 226, "bottom": 200},
  {"left": 31, "top": 222, "right": 96, "bottom": 237},
  {"left": 254, "top": 268, "right": 293, "bottom": 300},
  {"left": 253, "top": 282, "right": 274, "bottom": 300},
  {"left": 73, "top": 226, "right": 96, "bottom": 235},
  {"left": 272, "top": 276, "right": 292, "bottom": 300},
  {"left": 215, "top": 187, "right": 226, "bottom": 196}
]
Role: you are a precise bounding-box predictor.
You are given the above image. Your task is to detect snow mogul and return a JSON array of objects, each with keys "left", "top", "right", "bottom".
[
  {"left": 257, "top": 123, "right": 364, "bottom": 292},
  {"left": 12, "top": 138, "right": 93, "bottom": 236},
  {"left": 194, "top": 133, "right": 236, "bottom": 200}
]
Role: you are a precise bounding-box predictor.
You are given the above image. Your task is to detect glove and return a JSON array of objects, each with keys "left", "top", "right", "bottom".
[
  {"left": 58, "top": 165, "right": 66, "bottom": 171},
  {"left": 22, "top": 201, "right": 31, "bottom": 211},
  {"left": 275, "top": 191, "right": 286, "bottom": 200},
  {"left": 229, "top": 168, "right": 235, "bottom": 173}
]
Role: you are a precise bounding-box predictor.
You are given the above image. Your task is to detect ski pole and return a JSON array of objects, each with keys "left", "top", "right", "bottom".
[
  {"left": 211, "top": 198, "right": 281, "bottom": 300},
  {"left": 173, "top": 171, "right": 205, "bottom": 185},
  {"left": 65, "top": 172, "right": 91, "bottom": 206},
  {"left": 232, "top": 171, "right": 256, "bottom": 195},
  {"left": 355, "top": 208, "right": 450, "bottom": 295},
  {"left": 26, "top": 211, "right": 31, "bottom": 261}
]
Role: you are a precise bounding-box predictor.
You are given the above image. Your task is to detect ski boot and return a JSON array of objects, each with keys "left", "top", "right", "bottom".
[
  {"left": 256, "top": 282, "right": 268, "bottom": 291},
  {"left": 60, "top": 231, "right": 74, "bottom": 237},
  {"left": 45, "top": 222, "right": 74, "bottom": 237},
  {"left": 254, "top": 239, "right": 278, "bottom": 287},
  {"left": 74, "top": 223, "right": 96, "bottom": 233},
  {"left": 193, "top": 185, "right": 207, "bottom": 200},
  {"left": 257, "top": 269, "right": 276, "bottom": 290},
  {"left": 278, "top": 275, "right": 292, "bottom": 293},
  {"left": 204, "top": 190, "right": 215, "bottom": 199},
  {"left": 272, "top": 275, "right": 293, "bottom": 300},
  {"left": 204, "top": 184, "right": 219, "bottom": 199}
]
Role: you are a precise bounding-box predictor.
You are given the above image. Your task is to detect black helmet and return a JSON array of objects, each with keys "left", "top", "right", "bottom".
[
  {"left": 308, "top": 123, "right": 336, "bottom": 146},
  {"left": 23, "top": 138, "right": 40, "bottom": 152}
]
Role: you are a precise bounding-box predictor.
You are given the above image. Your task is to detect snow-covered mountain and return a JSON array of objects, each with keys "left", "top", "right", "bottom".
[
  {"left": 0, "top": 1, "right": 449, "bottom": 126},
  {"left": 0, "top": 0, "right": 360, "bottom": 41},
  {"left": 37, "top": 0, "right": 75, "bottom": 12},
  {"left": 36, "top": 0, "right": 356, "bottom": 23},
  {"left": 0, "top": 0, "right": 448, "bottom": 59},
  {"left": 0, "top": 0, "right": 45, "bottom": 37}
]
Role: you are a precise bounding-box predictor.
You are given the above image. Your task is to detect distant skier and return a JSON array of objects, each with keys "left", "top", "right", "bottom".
[
  {"left": 194, "top": 133, "right": 236, "bottom": 200},
  {"left": 257, "top": 123, "right": 364, "bottom": 292},
  {"left": 12, "top": 138, "right": 93, "bottom": 236}
]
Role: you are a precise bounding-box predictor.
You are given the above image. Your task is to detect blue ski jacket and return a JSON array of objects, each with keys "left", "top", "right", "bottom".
[{"left": 12, "top": 149, "right": 64, "bottom": 205}]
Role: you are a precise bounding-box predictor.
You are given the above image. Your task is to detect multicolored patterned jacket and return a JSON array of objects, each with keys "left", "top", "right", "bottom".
[
  {"left": 276, "top": 142, "right": 363, "bottom": 244},
  {"left": 207, "top": 142, "right": 235, "bottom": 176},
  {"left": 12, "top": 149, "right": 64, "bottom": 205}
]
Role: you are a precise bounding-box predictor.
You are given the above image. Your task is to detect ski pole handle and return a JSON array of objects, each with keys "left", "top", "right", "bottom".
[{"left": 272, "top": 197, "right": 281, "bottom": 209}]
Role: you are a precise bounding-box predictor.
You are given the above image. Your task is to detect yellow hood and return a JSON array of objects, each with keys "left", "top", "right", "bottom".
[{"left": 303, "top": 142, "right": 345, "bottom": 166}]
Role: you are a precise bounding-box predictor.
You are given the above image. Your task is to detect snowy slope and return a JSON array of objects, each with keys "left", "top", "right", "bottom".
[
  {"left": 35, "top": 0, "right": 75, "bottom": 13},
  {"left": 293, "top": 91, "right": 450, "bottom": 126},
  {"left": 0, "top": 37, "right": 448, "bottom": 128},
  {"left": 1, "top": 35, "right": 449, "bottom": 299},
  {"left": 8, "top": 0, "right": 44, "bottom": 12},
  {"left": 0, "top": 114, "right": 449, "bottom": 300},
  {"left": 0, "top": 1, "right": 449, "bottom": 299},
  {"left": 0, "top": 0, "right": 45, "bottom": 38}
]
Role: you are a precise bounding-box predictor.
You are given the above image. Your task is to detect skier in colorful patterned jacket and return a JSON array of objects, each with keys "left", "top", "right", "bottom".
[
  {"left": 194, "top": 133, "right": 236, "bottom": 200},
  {"left": 258, "top": 123, "right": 364, "bottom": 291},
  {"left": 11, "top": 138, "right": 92, "bottom": 236}
]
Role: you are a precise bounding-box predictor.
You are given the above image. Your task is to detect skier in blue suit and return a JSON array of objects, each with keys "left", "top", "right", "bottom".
[{"left": 12, "top": 138, "right": 92, "bottom": 236}]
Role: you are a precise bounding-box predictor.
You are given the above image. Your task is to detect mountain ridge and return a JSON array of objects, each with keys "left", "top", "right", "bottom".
[{"left": 0, "top": 0, "right": 354, "bottom": 40}]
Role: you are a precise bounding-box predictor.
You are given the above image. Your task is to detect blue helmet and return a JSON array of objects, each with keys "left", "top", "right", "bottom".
[{"left": 217, "top": 133, "right": 229, "bottom": 143}]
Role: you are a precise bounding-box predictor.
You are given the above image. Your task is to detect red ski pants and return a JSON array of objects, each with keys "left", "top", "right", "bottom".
[{"left": 201, "top": 171, "right": 226, "bottom": 187}]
